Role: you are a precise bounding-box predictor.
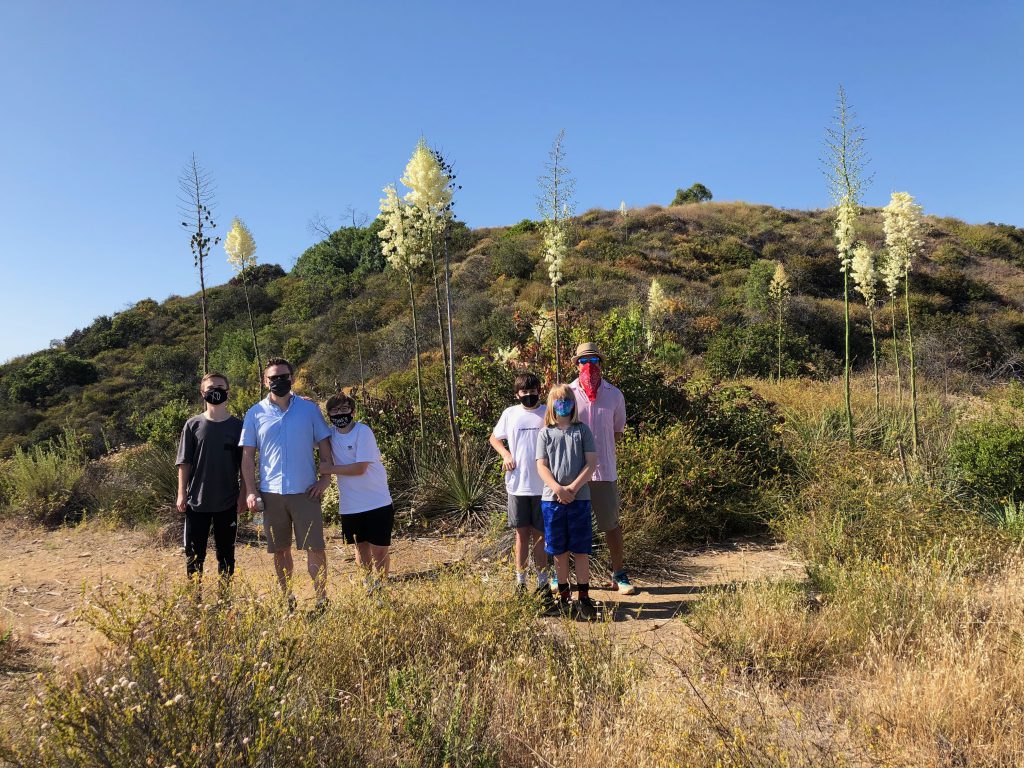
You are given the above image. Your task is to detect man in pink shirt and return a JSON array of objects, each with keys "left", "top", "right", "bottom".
[{"left": 569, "top": 341, "right": 637, "bottom": 595}]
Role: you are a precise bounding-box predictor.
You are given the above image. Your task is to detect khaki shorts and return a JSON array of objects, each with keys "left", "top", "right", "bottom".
[
  {"left": 262, "top": 492, "right": 326, "bottom": 553},
  {"left": 589, "top": 481, "right": 621, "bottom": 533}
]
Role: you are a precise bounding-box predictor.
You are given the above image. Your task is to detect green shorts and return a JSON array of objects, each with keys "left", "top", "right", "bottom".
[
  {"left": 261, "top": 492, "right": 326, "bottom": 553},
  {"left": 589, "top": 481, "right": 621, "bottom": 533}
]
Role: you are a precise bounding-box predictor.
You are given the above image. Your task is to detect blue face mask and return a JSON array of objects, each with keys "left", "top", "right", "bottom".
[{"left": 553, "top": 398, "right": 575, "bottom": 417}]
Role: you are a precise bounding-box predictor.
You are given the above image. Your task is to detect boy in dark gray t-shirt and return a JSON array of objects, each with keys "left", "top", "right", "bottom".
[{"left": 175, "top": 373, "right": 246, "bottom": 583}]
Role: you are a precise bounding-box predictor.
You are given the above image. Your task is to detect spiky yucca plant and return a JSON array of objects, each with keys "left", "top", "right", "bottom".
[
  {"left": 224, "top": 218, "right": 263, "bottom": 391},
  {"left": 767, "top": 262, "right": 791, "bottom": 383}
]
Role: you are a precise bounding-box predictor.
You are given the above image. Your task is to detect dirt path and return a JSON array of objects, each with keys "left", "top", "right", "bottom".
[{"left": 1, "top": 521, "right": 803, "bottom": 711}]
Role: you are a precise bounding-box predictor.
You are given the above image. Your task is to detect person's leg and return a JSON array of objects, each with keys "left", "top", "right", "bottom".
[
  {"left": 514, "top": 527, "right": 532, "bottom": 586},
  {"left": 591, "top": 481, "right": 634, "bottom": 593},
  {"left": 369, "top": 544, "right": 390, "bottom": 575},
  {"left": 211, "top": 510, "right": 237, "bottom": 580},
  {"left": 353, "top": 541, "right": 373, "bottom": 570},
  {"left": 183, "top": 509, "right": 212, "bottom": 580},
  {"left": 575, "top": 554, "right": 591, "bottom": 589},
  {"left": 307, "top": 548, "right": 328, "bottom": 602},
  {"left": 273, "top": 547, "right": 294, "bottom": 594},
  {"left": 553, "top": 553, "right": 571, "bottom": 588},
  {"left": 605, "top": 526, "right": 625, "bottom": 573}
]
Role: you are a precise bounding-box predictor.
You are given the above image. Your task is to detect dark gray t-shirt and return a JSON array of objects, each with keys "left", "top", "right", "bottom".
[
  {"left": 176, "top": 414, "right": 244, "bottom": 514},
  {"left": 535, "top": 422, "right": 597, "bottom": 501}
]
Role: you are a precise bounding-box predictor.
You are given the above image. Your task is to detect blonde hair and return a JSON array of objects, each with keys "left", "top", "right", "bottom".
[{"left": 544, "top": 384, "right": 580, "bottom": 427}]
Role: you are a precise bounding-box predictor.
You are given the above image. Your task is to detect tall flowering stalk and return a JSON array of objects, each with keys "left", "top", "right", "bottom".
[
  {"left": 851, "top": 242, "right": 881, "bottom": 414},
  {"left": 224, "top": 218, "right": 263, "bottom": 393},
  {"left": 400, "top": 139, "right": 460, "bottom": 452},
  {"left": 379, "top": 184, "right": 426, "bottom": 442},
  {"left": 538, "top": 130, "right": 576, "bottom": 381},
  {"left": 880, "top": 237, "right": 905, "bottom": 405},
  {"left": 178, "top": 154, "right": 220, "bottom": 373},
  {"left": 767, "top": 262, "right": 791, "bottom": 382},
  {"left": 620, "top": 200, "right": 629, "bottom": 243},
  {"left": 646, "top": 278, "right": 669, "bottom": 348},
  {"left": 883, "top": 191, "right": 924, "bottom": 454},
  {"left": 824, "top": 86, "right": 870, "bottom": 447}
]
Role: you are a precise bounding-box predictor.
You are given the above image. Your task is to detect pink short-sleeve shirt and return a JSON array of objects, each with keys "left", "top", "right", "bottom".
[{"left": 569, "top": 377, "right": 626, "bottom": 481}]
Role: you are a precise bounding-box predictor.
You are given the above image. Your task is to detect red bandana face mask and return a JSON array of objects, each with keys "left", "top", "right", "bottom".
[{"left": 579, "top": 362, "right": 601, "bottom": 402}]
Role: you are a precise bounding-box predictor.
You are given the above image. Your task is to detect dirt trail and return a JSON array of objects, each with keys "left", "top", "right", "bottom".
[{"left": 1, "top": 521, "right": 803, "bottom": 709}]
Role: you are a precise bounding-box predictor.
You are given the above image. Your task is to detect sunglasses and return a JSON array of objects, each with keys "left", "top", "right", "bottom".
[
  {"left": 577, "top": 356, "right": 601, "bottom": 365},
  {"left": 268, "top": 373, "right": 291, "bottom": 382}
]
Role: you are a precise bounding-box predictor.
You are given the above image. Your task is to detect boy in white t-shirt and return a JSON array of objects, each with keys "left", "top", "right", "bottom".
[
  {"left": 488, "top": 371, "right": 554, "bottom": 608},
  {"left": 318, "top": 393, "right": 394, "bottom": 581}
]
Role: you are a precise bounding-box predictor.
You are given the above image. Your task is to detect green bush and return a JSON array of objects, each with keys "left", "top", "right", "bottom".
[
  {"left": 130, "top": 399, "right": 195, "bottom": 448},
  {"left": 948, "top": 417, "right": 1024, "bottom": 503},
  {"left": 4, "top": 351, "right": 98, "bottom": 406},
  {"left": 704, "top": 322, "right": 839, "bottom": 380},
  {"left": 3, "top": 428, "right": 88, "bottom": 522},
  {"left": 79, "top": 443, "right": 178, "bottom": 525},
  {"left": 488, "top": 233, "right": 534, "bottom": 279}
]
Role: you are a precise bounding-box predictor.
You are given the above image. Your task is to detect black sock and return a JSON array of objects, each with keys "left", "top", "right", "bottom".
[
  {"left": 558, "top": 583, "right": 571, "bottom": 602},
  {"left": 578, "top": 583, "right": 590, "bottom": 600}
]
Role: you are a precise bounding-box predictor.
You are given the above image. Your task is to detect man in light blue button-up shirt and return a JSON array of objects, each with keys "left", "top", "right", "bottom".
[{"left": 241, "top": 357, "right": 334, "bottom": 612}]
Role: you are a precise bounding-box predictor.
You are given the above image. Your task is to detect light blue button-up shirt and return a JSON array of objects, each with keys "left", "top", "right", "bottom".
[{"left": 240, "top": 395, "right": 332, "bottom": 494}]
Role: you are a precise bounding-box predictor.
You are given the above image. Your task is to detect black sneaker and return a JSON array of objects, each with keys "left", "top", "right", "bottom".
[
  {"left": 533, "top": 583, "right": 558, "bottom": 613},
  {"left": 286, "top": 594, "right": 298, "bottom": 615},
  {"left": 307, "top": 598, "right": 330, "bottom": 621},
  {"left": 557, "top": 596, "right": 573, "bottom": 617},
  {"left": 575, "top": 596, "right": 599, "bottom": 622}
]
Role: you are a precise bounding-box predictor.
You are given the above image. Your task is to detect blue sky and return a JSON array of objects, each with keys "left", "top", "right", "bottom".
[{"left": 2, "top": 1, "right": 1022, "bottom": 362}]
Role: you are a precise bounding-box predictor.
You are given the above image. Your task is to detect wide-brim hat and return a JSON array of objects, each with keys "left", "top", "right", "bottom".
[{"left": 571, "top": 342, "right": 604, "bottom": 365}]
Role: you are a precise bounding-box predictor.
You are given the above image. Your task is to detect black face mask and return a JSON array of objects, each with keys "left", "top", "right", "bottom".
[
  {"left": 268, "top": 378, "right": 292, "bottom": 397},
  {"left": 330, "top": 413, "right": 354, "bottom": 428},
  {"left": 518, "top": 394, "right": 540, "bottom": 408},
  {"left": 203, "top": 388, "right": 228, "bottom": 405}
]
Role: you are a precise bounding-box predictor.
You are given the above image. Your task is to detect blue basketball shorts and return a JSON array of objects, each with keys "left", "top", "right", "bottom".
[{"left": 541, "top": 499, "right": 593, "bottom": 556}]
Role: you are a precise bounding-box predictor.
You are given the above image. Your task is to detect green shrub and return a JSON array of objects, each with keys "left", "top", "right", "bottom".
[
  {"left": 130, "top": 399, "right": 195, "bottom": 448},
  {"left": 488, "top": 234, "right": 534, "bottom": 279},
  {"left": 4, "top": 351, "right": 98, "bottom": 406},
  {"left": 79, "top": 443, "right": 178, "bottom": 525},
  {"left": 4, "top": 428, "right": 88, "bottom": 522},
  {"left": 948, "top": 417, "right": 1024, "bottom": 503},
  {"left": 412, "top": 440, "right": 502, "bottom": 527},
  {"left": 704, "top": 322, "right": 839, "bottom": 380}
]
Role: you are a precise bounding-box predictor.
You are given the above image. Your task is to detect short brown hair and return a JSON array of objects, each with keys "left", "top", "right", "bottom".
[
  {"left": 200, "top": 371, "right": 229, "bottom": 389},
  {"left": 513, "top": 372, "right": 541, "bottom": 393},
  {"left": 264, "top": 357, "right": 294, "bottom": 375},
  {"left": 326, "top": 393, "right": 356, "bottom": 413},
  {"left": 544, "top": 384, "right": 579, "bottom": 427}
]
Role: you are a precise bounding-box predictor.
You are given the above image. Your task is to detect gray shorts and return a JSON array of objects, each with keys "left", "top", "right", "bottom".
[
  {"left": 262, "top": 492, "right": 326, "bottom": 553},
  {"left": 507, "top": 494, "right": 543, "bottom": 531},
  {"left": 589, "top": 481, "right": 621, "bottom": 533}
]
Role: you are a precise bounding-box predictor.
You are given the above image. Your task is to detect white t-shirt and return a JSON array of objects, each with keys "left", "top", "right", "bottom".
[
  {"left": 329, "top": 422, "right": 393, "bottom": 515},
  {"left": 492, "top": 404, "right": 547, "bottom": 496}
]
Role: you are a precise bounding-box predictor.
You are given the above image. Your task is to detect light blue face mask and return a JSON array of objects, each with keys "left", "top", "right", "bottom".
[{"left": 553, "top": 398, "right": 575, "bottom": 417}]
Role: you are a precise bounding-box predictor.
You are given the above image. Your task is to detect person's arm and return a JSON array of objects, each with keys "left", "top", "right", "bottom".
[
  {"left": 320, "top": 461, "right": 371, "bottom": 476},
  {"left": 241, "top": 446, "right": 259, "bottom": 511},
  {"left": 176, "top": 464, "right": 190, "bottom": 513},
  {"left": 614, "top": 391, "right": 627, "bottom": 444},
  {"left": 569, "top": 451, "right": 598, "bottom": 493},
  {"left": 307, "top": 437, "right": 334, "bottom": 498},
  {"left": 488, "top": 433, "right": 515, "bottom": 471},
  {"left": 236, "top": 472, "right": 248, "bottom": 515}
]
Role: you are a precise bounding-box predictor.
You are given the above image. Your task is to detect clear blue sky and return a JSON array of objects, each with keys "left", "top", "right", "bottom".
[{"left": 2, "top": 1, "right": 1022, "bottom": 362}]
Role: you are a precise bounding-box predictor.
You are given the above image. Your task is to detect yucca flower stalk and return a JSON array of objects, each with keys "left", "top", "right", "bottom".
[
  {"left": 379, "top": 184, "right": 426, "bottom": 442},
  {"left": 767, "top": 262, "right": 791, "bottom": 383},
  {"left": 851, "top": 242, "right": 881, "bottom": 414},
  {"left": 646, "top": 278, "right": 670, "bottom": 349},
  {"left": 619, "top": 200, "right": 629, "bottom": 243},
  {"left": 224, "top": 218, "right": 263, "bottom": 393},
  {"left": 880, "top": 242, "right": 904, "bottom": 405},
  {"left": 884, "top": 191, "right": 924, "bottom": 454},
  {"left": 538, "top": 130, "right": 576, "bottom": 381},
  {"left": 824, "top": 85, "right": 870, "bottom": 448},
  {"left": 401, "top": 139, "right": 460, "bottom": 452}
]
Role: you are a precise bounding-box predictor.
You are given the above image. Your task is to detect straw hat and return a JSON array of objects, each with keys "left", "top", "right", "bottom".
[{"left": 571, "top": 342, "right": 605, "bottom": 365}]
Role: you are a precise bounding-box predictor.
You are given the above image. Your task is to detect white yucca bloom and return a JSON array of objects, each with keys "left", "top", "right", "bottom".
[
  {"left": 850, "top": 242, "right": 878, "bottom": 305},
  {"left": 378, "top": 184, "right": 424, "bottom": 272},
  {"left": 619, "top": 200, "right": 628, "bottom": 218},
  {"left": 401, "top": 139, "right": 451, "bottom": 237},
  {"left": 882, "top": 191, "right": 923, "bottom": 292},
  {"left": 224, "top": 218, "right": 257, "bottom": 272},
  {"left": 768, "top": 262, "right": 791, "bottom": 303},
  {"left": 647, "top": 279, "right": 669, "bottom": 321},
  {"left": 834, "top": 197, "right": 857, "bottom": 273},
  {"left": 542, "top": 220, "right": 566, "bottom": 286},
  {"left": 531, "top": 310, "right": 554, "bottom": 344},
  {"left": 492, "top": 345, "right": 519, "bottom": 364}
]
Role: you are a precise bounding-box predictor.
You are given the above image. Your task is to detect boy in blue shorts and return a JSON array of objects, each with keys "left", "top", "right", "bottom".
[{"left": 535, "top": 383, "right": 599, "bottom": 620}]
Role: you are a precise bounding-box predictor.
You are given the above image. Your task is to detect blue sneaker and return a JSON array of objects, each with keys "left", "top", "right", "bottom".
[{"left": 613, "top": 570, "right": 637, "bottom": 595}]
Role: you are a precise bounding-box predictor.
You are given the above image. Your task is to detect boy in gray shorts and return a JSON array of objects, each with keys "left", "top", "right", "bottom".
[{"left": 488, "top": 371, "right": 554, "bottom": 607}]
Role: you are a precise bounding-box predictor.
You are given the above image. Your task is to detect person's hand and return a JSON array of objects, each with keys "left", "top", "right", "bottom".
[
  {"left": 556, "top": 486, "right": 576, "bottom": 504},
  {"left": 307, "top": 477, "right": 331, "bottom": 499},
  {"left": 246, "top": 493, "right": 260, "bottom": 512},
  {"left": 176, "top": 493, "right": 187, "bottom": 514},
  {"left": 236, "top": 496, "right": 248, "bottom": 515},
  {"left": 501, "top": 454, "right": 516, "bottom": 472}
]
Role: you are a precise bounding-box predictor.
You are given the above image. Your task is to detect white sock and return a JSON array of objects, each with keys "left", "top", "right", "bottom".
[{"left": 515, "top": 571, "right": 527, "bottom": 585}]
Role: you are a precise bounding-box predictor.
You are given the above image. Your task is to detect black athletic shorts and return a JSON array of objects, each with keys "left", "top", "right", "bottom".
[{"left": 340, "top": 504, "right": 395, "bottom": 546}]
